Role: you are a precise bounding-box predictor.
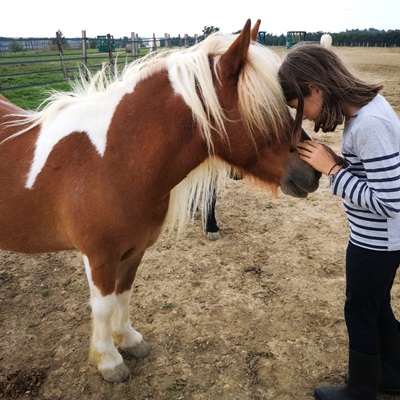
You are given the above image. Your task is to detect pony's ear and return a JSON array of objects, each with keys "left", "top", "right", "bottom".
[
  {"left": 251, "top": 19, "right": 261, "bottom": 41},
  {"left": 218, "top": 19, "right": 251, "bottom": 80}
]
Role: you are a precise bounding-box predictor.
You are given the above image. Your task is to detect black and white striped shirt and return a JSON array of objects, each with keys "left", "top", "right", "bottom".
[{"left": 332, "top": 94, "right": 400, "bottom": 251}]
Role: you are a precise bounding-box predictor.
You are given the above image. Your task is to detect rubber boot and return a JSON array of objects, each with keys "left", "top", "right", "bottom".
[
  {"left": 380, "top": 330, "right": 400, "bottom": 394},
  {"left": 314, "top": 350, "right": 379, "bottom": 400}
]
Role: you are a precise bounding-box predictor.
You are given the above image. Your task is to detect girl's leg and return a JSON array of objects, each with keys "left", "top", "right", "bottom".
[
  {"left": 377, "top": 273, "right": 398, "bottom": 337},
  {"left": 314, "top": 242, "right": 399, "bottom": 399},
  {"left": 345, "top": 242, "right": 400, "bottom": 355}
]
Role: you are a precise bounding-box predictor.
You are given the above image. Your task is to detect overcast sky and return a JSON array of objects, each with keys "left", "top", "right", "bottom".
[{"left": 2, "top": 0, "right": 399, "bottom": 39}]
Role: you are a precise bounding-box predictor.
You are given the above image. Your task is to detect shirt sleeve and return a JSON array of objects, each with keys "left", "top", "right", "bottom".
[{"left": 332, "top": 115, "right": 400, "bottom": 218}]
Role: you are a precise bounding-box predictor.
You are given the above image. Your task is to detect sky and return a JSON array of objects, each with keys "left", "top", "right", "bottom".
[{"left": 2, "top": 0, "right": 399, "bottom": 39}]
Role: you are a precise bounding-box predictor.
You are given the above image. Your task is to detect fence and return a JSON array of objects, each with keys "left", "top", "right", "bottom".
[{"left": 0, "top": 30, "right": 200, "bottom": 93}]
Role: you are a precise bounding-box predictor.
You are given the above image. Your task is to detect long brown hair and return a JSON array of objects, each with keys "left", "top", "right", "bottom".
[{"left": 278, "top": 43, "right": 383, "bottom": 137}]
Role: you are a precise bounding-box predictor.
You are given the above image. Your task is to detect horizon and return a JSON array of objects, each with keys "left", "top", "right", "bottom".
[{"left": 1, "top": 26, "right": 399, "bottom": 40}]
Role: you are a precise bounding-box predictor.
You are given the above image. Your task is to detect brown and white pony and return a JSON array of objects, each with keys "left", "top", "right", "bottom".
[{"left": 0, "top": 19, "right": 320, "bottom": 382}]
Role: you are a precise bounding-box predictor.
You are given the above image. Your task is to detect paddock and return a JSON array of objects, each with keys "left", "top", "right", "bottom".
[{"left": 1, "top": 46, "right": 400, "bottom": 400}]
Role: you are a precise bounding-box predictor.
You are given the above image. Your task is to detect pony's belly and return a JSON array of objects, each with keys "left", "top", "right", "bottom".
[
  {"left": 0, "top": 206, "right": 74, "bottom": 254},
  {"left": 0, "top": 231, "right": 75, "bottom": 254}
]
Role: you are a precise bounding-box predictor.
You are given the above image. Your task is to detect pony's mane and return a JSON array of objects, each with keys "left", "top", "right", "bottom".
[
  {"left": 4, "top": 32, "right": 287, "bottom": 235},
  {"left": 163, "top": 34, "right": 288, "bottom": 235}
]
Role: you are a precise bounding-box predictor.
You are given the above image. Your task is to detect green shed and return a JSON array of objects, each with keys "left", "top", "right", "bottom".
[
  {"left": 286, "top": 31, "right": 306, "bottom": 49},
  {"left": 97, "top": 35, "right": 115, "bottom": 52}
]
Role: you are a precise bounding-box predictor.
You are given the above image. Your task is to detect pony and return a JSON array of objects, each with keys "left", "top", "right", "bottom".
[{"left": 0, "top": 19, "right": 320, "bottom": 382}]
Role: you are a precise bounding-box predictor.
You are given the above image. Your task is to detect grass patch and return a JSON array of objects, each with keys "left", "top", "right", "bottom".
[{"left": 0, "top": 47, "right": 137, "bottom": 109}]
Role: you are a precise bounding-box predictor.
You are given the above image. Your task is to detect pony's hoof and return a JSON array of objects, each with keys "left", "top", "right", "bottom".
[
  {"left": 206, "top": 231, "right": 221, "bottom": 241},
  {"left": 123, "top": 339, "right": 151, "bottom": 359},
  {"left": 100, "top": 362, "right": 131, "bottom": 383},
  {"left": 132, "top": 339, "right": 151, "bottom": 358}
]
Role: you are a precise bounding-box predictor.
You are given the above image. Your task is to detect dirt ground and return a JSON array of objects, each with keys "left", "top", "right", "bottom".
[{"left": 1, "top": 46, "right": 400, "bottom": 400}]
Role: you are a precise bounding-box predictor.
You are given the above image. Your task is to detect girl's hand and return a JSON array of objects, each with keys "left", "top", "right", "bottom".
[{"left": 297, "top": 140, "right": 340, "bottom": 175}]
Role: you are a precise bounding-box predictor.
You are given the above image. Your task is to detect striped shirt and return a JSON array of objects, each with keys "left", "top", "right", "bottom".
[{"left": 332, "top": 94, "right": 400, "bottom": 251}]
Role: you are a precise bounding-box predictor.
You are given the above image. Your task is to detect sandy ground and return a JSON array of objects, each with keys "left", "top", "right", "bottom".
[{"left": 1, "top": 46, "right": 400, "bottom": 400}]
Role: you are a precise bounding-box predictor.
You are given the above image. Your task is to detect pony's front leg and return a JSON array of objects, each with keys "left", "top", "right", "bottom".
[
  {"left": 112, "top": 255, "right": 150, "bottom": 358},
  {"left": 112, "top": 289, "right": 150, "bottom": 358},
  {"left": 83, "top": 256, "right": 130, "bottom": 383}
]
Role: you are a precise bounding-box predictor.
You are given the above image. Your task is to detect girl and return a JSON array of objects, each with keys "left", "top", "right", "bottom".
[{"left": 278, "top": 43, "right": 400, "bottom": 400}]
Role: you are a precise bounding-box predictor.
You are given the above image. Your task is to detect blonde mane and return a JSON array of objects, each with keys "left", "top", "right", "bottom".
[
  {"left": 164, "top": 34, "right": 288, "bottom": 235},
  {"left": 5, "top": 32, "right": 287, "bottom": 235}
]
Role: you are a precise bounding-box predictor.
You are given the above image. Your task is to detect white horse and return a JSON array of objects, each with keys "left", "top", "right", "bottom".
[{"left": 320, "top": 34, "right": 333, "bottom": 48}]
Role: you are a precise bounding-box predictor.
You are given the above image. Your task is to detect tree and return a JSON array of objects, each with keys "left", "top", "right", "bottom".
[
  {"left": 89, "top": 39, "right": 97, "bottom": 49},
  {"left": 9, "top": 41, "right": 23, "bottom": 53},
  {"left": 202, "top": 26, "right": 220, "bottom": 38}
]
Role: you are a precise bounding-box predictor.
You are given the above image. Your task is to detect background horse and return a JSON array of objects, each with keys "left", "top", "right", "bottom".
[{"left": 0, "top": 19, "right": 320, "bottom": 382}]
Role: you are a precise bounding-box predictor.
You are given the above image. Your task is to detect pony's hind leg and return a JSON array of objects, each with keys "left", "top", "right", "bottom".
[
  {"left": 83, "top": 255, "right": 131, "bottom": 383},
  {"left": 112, "top": 255, "right": 150, "bottom": 358}
]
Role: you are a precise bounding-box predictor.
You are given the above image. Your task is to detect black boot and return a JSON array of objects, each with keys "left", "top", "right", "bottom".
[
  {"left": 314, "top": 350, "right": 379, "bottom": 400},
  {"left": 380, "top": 330, "right": 400, "bottom": 394}
]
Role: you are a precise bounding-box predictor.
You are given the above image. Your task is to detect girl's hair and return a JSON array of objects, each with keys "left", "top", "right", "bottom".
[{"left": 278, "top": 43, "right": 383, "bottom": 135}]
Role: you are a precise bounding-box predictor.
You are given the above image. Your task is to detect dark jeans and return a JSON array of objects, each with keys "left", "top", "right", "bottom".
[{"left": 345, "top": 241, "right": 400, "bottom": 355}]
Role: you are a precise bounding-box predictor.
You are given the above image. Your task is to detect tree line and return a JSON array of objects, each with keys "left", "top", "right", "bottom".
[
  {"left": 2, "top": 26, "right": 399, "bottom": 55},
  {"left": 258, "top": 28, "right": 400, "bottom": 47}
]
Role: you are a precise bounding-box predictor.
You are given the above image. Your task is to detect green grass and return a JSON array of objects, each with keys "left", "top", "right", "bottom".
[
  {"left": 0, "top": 47, "right": 141, "bottom": 109},
  {"left": 4, "top": 83, "right": 72, "bottom": 110},
  {"left": 163, "top": 302, "right": 174, "bottom": 309}
]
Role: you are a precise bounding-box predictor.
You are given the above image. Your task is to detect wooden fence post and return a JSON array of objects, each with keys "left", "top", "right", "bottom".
[
  {"left": 130, "top": 32, "right": 135, "bottom": 60},
  {"left": 151, "top": 33, "right": 157, "bottom": 52},
  {"left": 106, "top": 33, "right": 114, "bottom": 66},
  {"left": 130, "top": 32, "right": 139, "bottom": 60},
  {"left": 135, "top": 33, "right": 139, "bottom": 57},
  {"left": 164, "top": 33, "right": 171, "bottom": 49},
  {"left": 184, "top": 34, "right": 189, "bottom": 48},
  {"left": 81, "top": 30, "right": 89, "bottom": 80},
  {"left": 56, "top": 30, "right": 68, "bottom": 79}
]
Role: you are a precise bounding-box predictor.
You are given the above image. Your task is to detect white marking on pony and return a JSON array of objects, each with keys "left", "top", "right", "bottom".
[
  {"left": 112, "top": 290, "right": 145, "bottom": 351},
  {"left": 25, "top": 90, "right": 129, "bottom": 189},
  {"left": 320, "top": 34, "right": 332, "bottom": 48},
  {"left": 83, "top": 255, "right": 124, "bottom": 371},
  {"left": 20, "top": 58, "right": 166, "bottom": 189}
]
